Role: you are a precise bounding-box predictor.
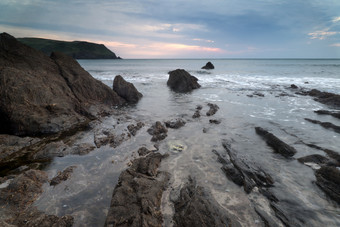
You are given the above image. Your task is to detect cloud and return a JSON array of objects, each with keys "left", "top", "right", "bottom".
[
  {"left": 193, "top": 38, "right": 214, "bottom": 43},
  {"left": 308, "top": 28, "right": 338, "bottom": 40},
  {"left": 332, "top": 17, "right": 340, "bottom": 23},
  {"left": 330, "top": 43, "right": 340, "bottom": 47}
]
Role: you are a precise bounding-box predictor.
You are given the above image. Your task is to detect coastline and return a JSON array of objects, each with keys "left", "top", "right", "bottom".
[{"left": 1, "top": 34, "right": 340, "bottom": 226}]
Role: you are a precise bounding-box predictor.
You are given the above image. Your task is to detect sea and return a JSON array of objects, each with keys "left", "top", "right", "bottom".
[{"left": 35, "top": 59, "right": 340, "bottom": 226}]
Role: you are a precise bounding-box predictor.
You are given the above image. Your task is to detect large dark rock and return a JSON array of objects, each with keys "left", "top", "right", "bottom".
[
  {"left": 315, "top": 166, "right": 340, "bottom": 204},
  {"left": 300, "top": 89, "right": 340, "bottom": 108},
  {"left": 167, "top": 69, "right": 201, "bottom": 92},
  {"left": 255, "top": 127, "right": 297, "bottom": 158},
  {"left": 113, "top": 75, "right": 143, "bottom": 104},
  {"left": 105, "top": 152, "right": 169, "bottom": 226},
  {"left": 201, "top": 61, "right": 215, "bottom": 70},
  {"left": 305, "top": 118, "right": 340, "bottom": 134},
  {"left": 172, "top": 177, "right": 232, "bottom": 227},
  {"left": 0, "top": 33, "right": 125, "bottom": 136}
]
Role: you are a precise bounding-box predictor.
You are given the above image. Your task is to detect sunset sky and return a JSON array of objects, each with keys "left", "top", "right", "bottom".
[{"left": 1, "top": 0, "right": 340, "bottom": 58}]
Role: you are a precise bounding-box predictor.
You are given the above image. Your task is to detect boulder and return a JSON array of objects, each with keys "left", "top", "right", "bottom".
[
  {"left": 113, "top": 75, "right": 143, "bottom": 104},
  {"left": 0, "top": 33, "right": 125, "bottom": 136},
  {"left": 164, "top": 118, "right": 186, "bottom": 129},
  {"left": 201, "top": 61, "right": 215, "bottom": 70},
  {"left": 167, "top": 69, "right": 201, "bottom": 92}
]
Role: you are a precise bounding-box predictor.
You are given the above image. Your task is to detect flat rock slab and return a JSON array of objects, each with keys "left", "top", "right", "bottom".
[
  {"left": 255, "top": 127, "right": 297, "bottom": 158},
  {"left": 105, "top": 152, "right": 169, "bottom": 227}
]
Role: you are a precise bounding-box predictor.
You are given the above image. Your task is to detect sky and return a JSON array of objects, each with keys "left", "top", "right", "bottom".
[{"left": 0, "top": 0, "right": 340, "bottom": 58}]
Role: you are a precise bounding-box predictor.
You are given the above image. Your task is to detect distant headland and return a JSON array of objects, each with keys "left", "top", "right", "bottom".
[{"left": 17, "top": 37, "right": 121, "bottom": 59}]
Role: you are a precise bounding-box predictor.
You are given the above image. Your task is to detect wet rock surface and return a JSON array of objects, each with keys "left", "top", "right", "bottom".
[
  {"left": 219, "top": 142, "right": 274, "bottom": 193},
  {"left": 50, "top": 166, "right": 76, "bottom": 186},
  {"left": 167, "top": 69, "right": 201, "bottom": 92},
  {"left": 201, "top": 61, "right": 215, "bottom": 70},
  {"left": 206, "top": 103, "right": 219, "bottom": 116},
  {"left": 147, "top": 121, "right": 168, "bottom": 142},
  {"left": 113, "top": 75, "right": 143, "bottom": 104},
  {"left": 255, "top": 127, "right": 297, "bottom": 157},
  {"left": 105, "top": 151, "right": 170, "bottom": 227},
  {"left": 299, "top": 89, "right": 340, "bottom": 108},
  {"left": 315, "top": 166, "right": 340, "bottom": 204},
  {"left": 305, "top": 118, "right": 340, "bottom": 133},
  {"left": 171, "top": 177, "right": 232, "bottom": 227},
  {"left": 314, "top": 110, "right": 340, "bottom": 119},
  {"left": 127, "top": 122, "right": 144, "bottom": 136},
  {"left": 164, "top": 118, "right": 186, "bottom": 129},
  {"left": 0, "top": 169, "right": 73, "bottom": 226}
]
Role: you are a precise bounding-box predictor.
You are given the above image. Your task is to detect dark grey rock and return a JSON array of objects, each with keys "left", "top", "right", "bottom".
[
  {"left": 206, "top": 103, "right": 219, "bottom": 116},
  {"left": 167, "top": 69, "right": 201, "bottom": 92},
  {"left": 113, "top": 75, "right": 143, "bottom": 104},
  {"left": 50, "top": 166, "right": 76, "bottom": 186},
  {"left": 201, "top": 61, "right": 215, "bottom": 70},
  {"left": 255, "top": 127, "right": 297, "bottom": 158},
  {"left": 305, "top": 118, "right": 340, "bottom": 133},
  {"left": 164, "top": 118, "right": 186, "bottom": 129},
  {"left": 147, "top": 121, "right": 168, "bottom": 142},
  {"left": 104, "top": 152, "right": 169, "bottom": 227},
  {"left": 315, "top": 166, "right": 340, "bottom": 204}
]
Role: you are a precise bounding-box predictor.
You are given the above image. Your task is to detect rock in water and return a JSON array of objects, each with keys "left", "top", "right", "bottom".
[
  {"left": 201, "top": 61, "right": 215, "bottom": 69},
  {"left": 147, "top": 121, "right": 168, "bottom": 142},
  {"left": 0, "top": 32, "right": 125, "bottom": 136},
  {"left": 167, "top": 69, "right": 201, "bottom": 92},
  {"left": 113, "top": 75, "right": 143, "bottom": 104},
  {"left": 255, "top": 127, "right": 297, "bottom": 158}
]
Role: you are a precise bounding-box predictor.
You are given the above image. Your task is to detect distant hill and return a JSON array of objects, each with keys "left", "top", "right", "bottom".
[{"left": 17, "top": 37, "right": 121, "bottom": 59}]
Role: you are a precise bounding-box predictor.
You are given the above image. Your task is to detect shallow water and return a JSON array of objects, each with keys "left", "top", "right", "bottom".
[{"left": 35, "top": 59, "right": 340, "bottom": 226}]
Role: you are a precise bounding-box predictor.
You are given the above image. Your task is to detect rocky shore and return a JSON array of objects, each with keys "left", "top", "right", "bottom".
[{"left": 1, "top": 33, "right": 340, "bottom": 227}]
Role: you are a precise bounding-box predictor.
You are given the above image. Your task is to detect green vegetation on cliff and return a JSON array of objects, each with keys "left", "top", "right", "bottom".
[{"left": 17, "top": 37, "right": 120, "bottom": 59}]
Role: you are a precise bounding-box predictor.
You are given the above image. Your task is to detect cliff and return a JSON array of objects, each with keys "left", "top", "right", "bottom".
[{"left": 17, "top": 37, "right": 120, "bottom": 59}]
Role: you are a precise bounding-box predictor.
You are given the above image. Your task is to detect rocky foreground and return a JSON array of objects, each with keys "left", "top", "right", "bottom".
[{"left": 1, "top": 33, "right": 340, "bottom": 226}]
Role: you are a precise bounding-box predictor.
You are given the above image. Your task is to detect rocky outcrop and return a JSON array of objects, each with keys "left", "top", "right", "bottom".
[
  {"left": 0, "top": 32, "right": 126, "bottom": 136},
  {"left": 201, "top": 62, "right": 215, "bottom": 70},
  {"left": 315, "top": 166, "right": 340, "bottom": 204},
  {"left": 0, "top": 169, "right": 74, "bottom": 226},
  {"left": 113, "top": 75, "right": 143, "bottom": 104},
  {"left": 105, "top": 151, "right": 169, "bottom": 227},
  {"left": 255, "top": 127, "right": 297, "bottom": 158},
  {"left": 192, "top": 105, "right": 202, "bottom": 118},
  {"left": 171, "top": 177, "right": 232, "bottom": 227},
  {"left": 167, "top": 69, "right": 201, "bottom": 92},
  {"left": 305, "top": 118, "right": 340, "bottom": 133},
  {"left": 314, "top": 110, "right": 340, "bottom": 120},
  {"left": 299, "top": 89, "right": 340, "bottom": 108},
  {"left": 147, "top": 121, "right": 168, "bottom": 142},
  {"left": 217, "top": 142, "right": 274, "bottom": 193}
]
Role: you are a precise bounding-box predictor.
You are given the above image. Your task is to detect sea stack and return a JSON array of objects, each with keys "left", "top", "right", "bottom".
[
  {"left": 201, "top": 61, "right": 215, "bottom": 69},
  {"left": 167, "top": 69, "right": 201, "bottom": 92}
]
